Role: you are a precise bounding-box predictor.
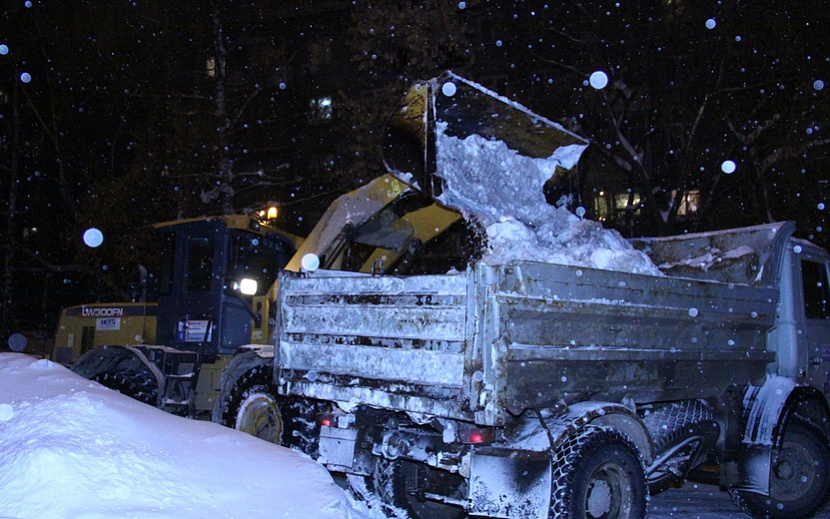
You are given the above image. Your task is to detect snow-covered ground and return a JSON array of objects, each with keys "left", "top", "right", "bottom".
[
  {"left": 5, "top": 352, "right": 830, "bottom": 519},
  {"left": 0, "top": 353, "right": 369, "bottom": 519}
]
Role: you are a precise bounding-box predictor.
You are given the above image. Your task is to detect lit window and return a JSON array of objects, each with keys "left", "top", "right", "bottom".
[
  {"left": 615, "top": 193, "right": 641, "bottom": 211},
  {"left": 309, "top": 97, "right": 333, "bottom": 123},
  {"left": 676, "top": 189, "right": 700, "bottom": 217},
  {"left": 593, "top": 192, "right": 610, "bottom": 221}
]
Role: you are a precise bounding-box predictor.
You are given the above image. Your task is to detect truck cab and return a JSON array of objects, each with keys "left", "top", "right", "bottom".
[{"left": 786, "top": 239, "right": 830, "bottom": 392}]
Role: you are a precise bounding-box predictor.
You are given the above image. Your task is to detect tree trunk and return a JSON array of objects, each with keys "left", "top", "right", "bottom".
[{"left": 2, "top": 82, "right": 21, "bottom": 343}]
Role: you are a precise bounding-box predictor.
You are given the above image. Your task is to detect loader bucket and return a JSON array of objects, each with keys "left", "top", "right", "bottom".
[{"left": 382, "top": 71, "right": 588, "bottom": 199}]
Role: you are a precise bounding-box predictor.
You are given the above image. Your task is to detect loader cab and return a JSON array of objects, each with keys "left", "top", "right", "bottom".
[{"left": 154, "top": 216, "right": 298, "bottom": 358}]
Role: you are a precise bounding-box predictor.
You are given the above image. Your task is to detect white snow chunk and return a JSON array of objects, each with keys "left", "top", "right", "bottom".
[
  {"left": 0, "top": 403, "right": 13, "bottom": 422},
  {"left": 435, "top": 125, "right": 662, "bottom": 276}
]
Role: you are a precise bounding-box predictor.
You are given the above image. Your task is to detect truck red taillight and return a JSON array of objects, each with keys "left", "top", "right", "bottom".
[
  {"left": 317, "top": 413, "right": 335, "bottom": 427},
  {"left": 316, "top": 412, "right": 355, "bottom": 428},
  {"left": 457, "top": 428, "right": 495, "bottom": 444}
]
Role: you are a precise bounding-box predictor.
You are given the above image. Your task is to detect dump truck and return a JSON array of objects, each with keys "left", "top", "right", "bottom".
[{"left": 271, "top": 74, "right": 830, "bottom": 519}]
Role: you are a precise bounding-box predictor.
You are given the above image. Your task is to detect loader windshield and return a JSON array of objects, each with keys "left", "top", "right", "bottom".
[{"left": 226, "top": 231, "right": 293, "bottom": 296}]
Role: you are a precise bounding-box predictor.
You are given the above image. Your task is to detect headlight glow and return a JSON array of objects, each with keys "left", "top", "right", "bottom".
[{"left": 239, "top": 278, "right": 258, "bottom": 295}]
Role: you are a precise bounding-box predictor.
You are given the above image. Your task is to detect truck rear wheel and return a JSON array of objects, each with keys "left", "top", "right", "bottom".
[
  {"left": 550, "top": 425, "right": 647, "bottom": 519},
  {"left": 373, "top": 458, "right": 467, "bottom": 519},
  {"left": 221, "top": 370, "right": 283, "bottom": 444},
  {"left": 730, "top": 421, "right": 830, "bottom": 519}
]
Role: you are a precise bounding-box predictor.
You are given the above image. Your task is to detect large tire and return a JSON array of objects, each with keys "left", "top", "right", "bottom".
[
  {"left": 550, "top": 425, "right": 647, "bottom": 519},
  {"left": 642, "top": 400, "right": 719, "bottom": 494},
  {"left": 92, "top": 369, "right": 159, "bottom": 406},
  {"left": 278, "top": 398, "right": 327, "bottom": 458},
  {"left": 221, "top": 369, "right": 283, "bottom": 444},
  {"left": 372, "top": 458, "right": 467, "bottom": 519},
  {"left": 642, "top": 400, "right": 712, "bottom": 450},
  {"left": 730, "top": 421, "right": 830, "bottom": 519}
]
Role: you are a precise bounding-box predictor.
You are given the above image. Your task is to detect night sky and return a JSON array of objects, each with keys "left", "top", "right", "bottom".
[{"left": 1, "top": 0, "right": 828, "bottom": 337}]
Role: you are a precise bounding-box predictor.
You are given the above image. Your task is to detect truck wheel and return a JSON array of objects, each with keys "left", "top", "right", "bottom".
[
  {"left": 222, "top": 370, "right": 283, "bottom": 444},
  {"left": 92, "top": 369, "right": 158, "bottom": 406},
  {"left": 279, "top": 398, "right": 326, "bottom": 458},
  {"left": 373, "top": 458, "right": 467, "bottom": 519},
  {"left": 642, "top": 400, "right": 718, "bottom": 494},
  {"left": 730, "top": 421, "right": 830, "bottom": 519},
  {"left": 550, "top": 425, "right": 647, "bottom": 519}
]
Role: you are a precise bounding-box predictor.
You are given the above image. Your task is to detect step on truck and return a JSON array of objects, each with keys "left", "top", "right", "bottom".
[{"left": 273, "top": 74, "right": 830, "bottom": 519}]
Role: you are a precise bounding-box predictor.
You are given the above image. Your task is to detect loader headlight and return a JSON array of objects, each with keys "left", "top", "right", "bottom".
[{"left": 236, "top": 278, "right": 258, "bottom": 296}]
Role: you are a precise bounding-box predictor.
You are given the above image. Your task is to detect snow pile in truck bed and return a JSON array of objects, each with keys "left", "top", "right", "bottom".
[{"left": 435, "top": 124, "right": 662, "bottom": 276}]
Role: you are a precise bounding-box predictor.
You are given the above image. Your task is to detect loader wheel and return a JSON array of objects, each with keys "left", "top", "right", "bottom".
[
  {"left": 550, "top": 426, "right": 647, "bottom": 519},
  {"left": 92, "top": 369, "right": 159, "bottom": 406},
  {"left": 730, "top": 421, "right": 830, "bottom": 519},
  {"left": 372, "top": 458, "right": 467, "bottom": 519},
  {"left": 222, "top": 369, "right": 283, "bottom": 444}
]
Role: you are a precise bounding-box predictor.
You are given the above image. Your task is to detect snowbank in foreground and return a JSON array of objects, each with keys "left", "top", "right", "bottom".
[
  {"left": 435, "top": 122, "right": 662, "bottom": 276},
  {"left": 0, "top": 353, "right": 363, "bottom": 519}
]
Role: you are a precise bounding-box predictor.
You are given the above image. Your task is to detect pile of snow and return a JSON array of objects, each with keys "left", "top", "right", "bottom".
[
  {"left": 0, "top": 353, "right": 367, "bottom": 519},
  {"left": 435, "top": 122, "right": 662, "bottom": 276}
]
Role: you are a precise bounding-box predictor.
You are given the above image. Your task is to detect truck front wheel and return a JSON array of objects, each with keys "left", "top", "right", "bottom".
[
  {"left": 730, "top": 421, "right": 830, "bottom": 519},
  {"left": 550, "top": 425, "right": 647, "bottom": 519}
]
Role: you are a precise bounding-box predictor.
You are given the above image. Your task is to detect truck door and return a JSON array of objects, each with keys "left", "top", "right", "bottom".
[{"left": 801, "top": 250, "right": 830, "bottom": 395}]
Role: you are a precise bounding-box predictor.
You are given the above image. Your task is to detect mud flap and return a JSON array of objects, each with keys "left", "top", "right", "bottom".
[
  {"left": 318, "top": 425, "right": 358, "bottom": 472},
  {"left": 736, "top": 376, "right": 798, "bottom": 493},
  {"left": 737, "top": 445, "right": 773, "bottom": 495},
  {"left": 469, "top": 447, "right": 551, "bottom": 519}
]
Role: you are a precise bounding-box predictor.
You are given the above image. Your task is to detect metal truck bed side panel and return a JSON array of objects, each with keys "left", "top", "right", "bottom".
[
  {"left": 492, "top": 263, "right": 778, "bottom": 416},
  {"left": 277, "top": 261, "right": 779, "bottom": 426}
]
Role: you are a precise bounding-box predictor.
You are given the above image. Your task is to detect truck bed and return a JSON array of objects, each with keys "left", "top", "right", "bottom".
[{"left": 276, "top": 261, "right": 778, "bottom": 426}]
